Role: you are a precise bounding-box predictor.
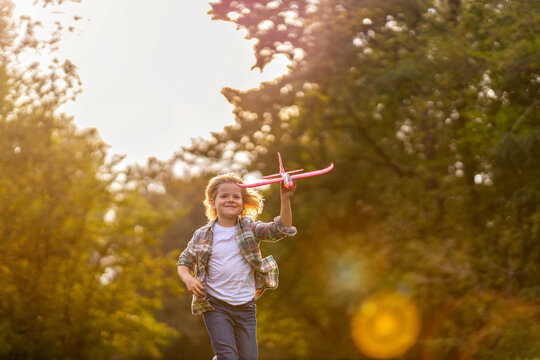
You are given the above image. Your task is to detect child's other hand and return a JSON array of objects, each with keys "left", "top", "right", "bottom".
[
  {"left": 280, "top": 181, "right": 296, "bottom": 200},
  {"left": 185, "top": 276, "right": 206, "bottom": 297}
]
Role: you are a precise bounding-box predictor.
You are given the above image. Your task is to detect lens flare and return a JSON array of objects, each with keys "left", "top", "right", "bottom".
[{"left": 350, "top": 292, "right": 421, "bottom": 359}]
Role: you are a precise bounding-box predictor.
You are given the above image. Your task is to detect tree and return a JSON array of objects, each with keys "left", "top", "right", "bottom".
[
  {"left": 174, "top": 0, "right": 540, "bottom": 358},
  {"left": 0, "top": 1, "right": 177, "bottom": 358}
]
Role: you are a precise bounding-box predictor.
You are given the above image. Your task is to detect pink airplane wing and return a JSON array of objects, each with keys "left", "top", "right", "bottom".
[
  {"left": 290, "top": 163, "right": 334, "bottom": 180},
  {"left": 237, "top": 177, "right": 284, "bottom": 188},
  {"left": 238, "top": 163, "right": 334, "bottom": 188}
]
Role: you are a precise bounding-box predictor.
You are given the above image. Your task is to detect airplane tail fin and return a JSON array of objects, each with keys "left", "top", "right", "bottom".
[{"left": 278, "top": 152, "right": 285, "bottom": 173}]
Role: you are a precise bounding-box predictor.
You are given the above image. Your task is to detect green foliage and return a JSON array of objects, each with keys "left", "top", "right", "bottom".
[
  {"left": 173, "top": 0, "right": 540, "bottom": 358},
  {"left": 0, "top": 1, "right": 177, "bottom": 358},
  {"left": 2, "top": 0, "right": 538, "bottom": 358}
]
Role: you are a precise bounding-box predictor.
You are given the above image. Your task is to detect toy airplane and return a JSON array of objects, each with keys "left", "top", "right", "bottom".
[{"left": 238, "top": 152, "right": 334, "bottom": 189}]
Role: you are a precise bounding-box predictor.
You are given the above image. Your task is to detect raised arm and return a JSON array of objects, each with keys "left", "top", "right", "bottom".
[
  {"left": 279, "top": 182, "right": 295, "bottom": 227},
  {"left": 249, "top": 184, "right": 296, "bottom": 241}
]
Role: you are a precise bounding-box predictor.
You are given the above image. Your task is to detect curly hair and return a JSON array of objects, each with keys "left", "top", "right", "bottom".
[{"left": 203, "top": 173, "right": 264, "bottom": 221}]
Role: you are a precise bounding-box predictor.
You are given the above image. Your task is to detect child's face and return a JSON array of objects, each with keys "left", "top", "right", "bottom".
[{"left": 212, "top": 182, "right": 243, "bottom": 221}]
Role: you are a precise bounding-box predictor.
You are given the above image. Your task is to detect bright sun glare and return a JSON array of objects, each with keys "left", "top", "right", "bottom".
[{"left": 11, "top": 0, "right": 291, "bottom": 166}]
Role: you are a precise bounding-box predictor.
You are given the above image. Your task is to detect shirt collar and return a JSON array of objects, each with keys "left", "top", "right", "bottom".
[{"left": 204, "top": 217, "right": 244, "bottom": 233}]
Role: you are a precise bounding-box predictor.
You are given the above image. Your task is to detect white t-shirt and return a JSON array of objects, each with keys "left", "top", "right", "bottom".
[{"left": 205, "top": 223, "right": 255, "bottom": 305}]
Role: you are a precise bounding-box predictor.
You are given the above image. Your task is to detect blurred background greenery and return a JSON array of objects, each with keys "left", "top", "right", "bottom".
[{"left": 1, "top": 0, "right": 539, "bottom": 359}]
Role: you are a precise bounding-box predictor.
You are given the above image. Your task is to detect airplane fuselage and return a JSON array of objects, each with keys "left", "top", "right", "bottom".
[{"left": 281, "top": 172, "right": 294, "bottom": 189}]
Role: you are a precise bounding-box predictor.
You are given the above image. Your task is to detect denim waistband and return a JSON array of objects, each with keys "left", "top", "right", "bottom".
[{"left": 206, "top": 293, "right": 255, "bottom": 308}]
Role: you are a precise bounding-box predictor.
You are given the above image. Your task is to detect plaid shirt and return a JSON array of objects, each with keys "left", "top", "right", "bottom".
[{"left": 177, "top": 216, "right": 296, "bottom": 315}]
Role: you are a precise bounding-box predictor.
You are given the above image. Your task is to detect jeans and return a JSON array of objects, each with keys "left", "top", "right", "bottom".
[{"left": 203, "top": 294, "right": 258, "bottom": 360}]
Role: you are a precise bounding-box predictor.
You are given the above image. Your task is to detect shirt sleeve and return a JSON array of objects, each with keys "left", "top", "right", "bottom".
[
  {"left": 252, "top": 216, "right": 297, "bottom": 243},
  {"left": 176, "top": 230, "right": 199, "bottom": 273}
]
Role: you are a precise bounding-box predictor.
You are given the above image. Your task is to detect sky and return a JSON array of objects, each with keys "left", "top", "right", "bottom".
[{"left": 14, "top": 0, "right": 289, "bottom": 166}]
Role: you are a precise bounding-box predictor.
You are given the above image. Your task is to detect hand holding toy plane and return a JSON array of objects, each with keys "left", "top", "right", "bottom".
[{"left": 238, "top": 152, "right": 334, "bottom": 189}]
